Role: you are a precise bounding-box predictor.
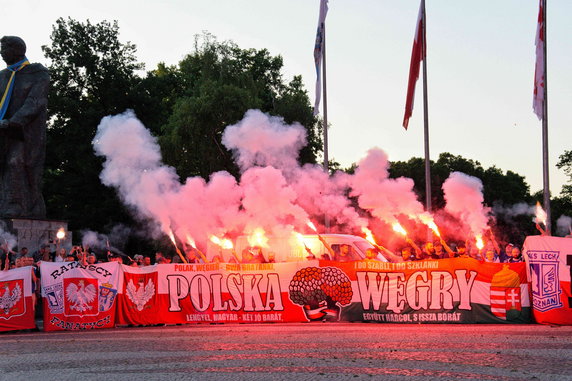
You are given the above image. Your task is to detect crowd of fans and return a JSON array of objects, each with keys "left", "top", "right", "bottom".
[{"left": 0, "top": 230, "right": 527, "bottom": 273}]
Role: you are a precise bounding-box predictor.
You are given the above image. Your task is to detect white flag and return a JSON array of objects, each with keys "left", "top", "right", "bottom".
[
  {"left": 533, "top": 0, "right": 545, "bottom": 120},
  {"left": 313, "top": 0, "right": 328, "bottom": 115}
]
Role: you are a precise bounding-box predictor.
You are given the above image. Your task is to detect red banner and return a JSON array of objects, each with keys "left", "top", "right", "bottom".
[
  {"left": 116, "top": 259, "right": 531, "bottom": 325},
  {"left": 0, "top": 266, "right": 36, "bottom": 332}
]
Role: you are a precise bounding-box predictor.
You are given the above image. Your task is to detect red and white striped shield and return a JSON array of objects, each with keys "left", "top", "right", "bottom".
[{"left": 490, "top": 287, "right": 522, "bottom": 320}]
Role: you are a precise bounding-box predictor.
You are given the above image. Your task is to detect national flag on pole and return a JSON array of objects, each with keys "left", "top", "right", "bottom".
[
  {"left": 533, "top": 0, "right": 545, "bottom": 120},
  {"left": 313, "top": 0, "right": 328, "bottom": 116},
  {"left": 402, "top": 1, "right": 425, "bottom": 130}
]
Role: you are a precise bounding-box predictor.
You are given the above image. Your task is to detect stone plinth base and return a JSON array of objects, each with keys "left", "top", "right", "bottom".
[{"left": 1, "top": 218, "right": 71, "bottom": 252}]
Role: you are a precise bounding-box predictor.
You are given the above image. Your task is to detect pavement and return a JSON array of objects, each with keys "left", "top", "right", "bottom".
[{"left": 1, "top": 323, "right": 571, "bottom": 380}]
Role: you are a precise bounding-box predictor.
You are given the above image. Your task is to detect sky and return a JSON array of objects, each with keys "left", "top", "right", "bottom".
[{"left": 3, "top": 0, "right": 572, "bottom": 197}]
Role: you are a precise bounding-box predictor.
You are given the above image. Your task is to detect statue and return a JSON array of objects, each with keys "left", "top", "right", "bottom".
[{"left": 0, "top": 36, "right": 49, "bottom": 219}]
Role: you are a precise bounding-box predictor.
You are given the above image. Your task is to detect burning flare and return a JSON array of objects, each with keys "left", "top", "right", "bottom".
[
  {"left": 361, "top": 227, "right": 378, "bottom": 246},
  {"left": 475, "top": 234, "right": 484, "bottom": 250},
  {"left": 419, "top": 214, "right": 441, "bottom": 237},
  {"left": 56, "top": 228, "right": 65, "bottom": 240},
  {"left": 168, "top": 230, "right": 177, "bottom": 246},
  {"left": 294, "top": 232, "right": 305, "bottom": 245},
  {"left": 168, "top": 229, "right": 187, "bottom": 264},
  {"left": 185, "top": 234, "right": 196, "bottom": 249},
  {"left": 247, "top": 227, "right": 269, "bottom": 248},
  {"left": 392, "top": 222, "right": 407, "bottom": 237},
  {"left": 534, "top": 201, "right": 547, "bottom": 226},
  {"left": 210, "top": 235, "right": 234, "bottom": 250},
  {"left": 306, "top": 221, "right": 318, "bottom": 233}
]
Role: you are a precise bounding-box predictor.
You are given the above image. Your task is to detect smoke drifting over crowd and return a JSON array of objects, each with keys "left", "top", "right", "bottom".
[{"left": 92, "top": 109, "right": 553, "bottom": 252}]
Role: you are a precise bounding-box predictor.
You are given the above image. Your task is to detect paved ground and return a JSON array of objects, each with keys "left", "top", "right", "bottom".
[{"left": 1, "top": 323, "right": 571, "bottom": 380}]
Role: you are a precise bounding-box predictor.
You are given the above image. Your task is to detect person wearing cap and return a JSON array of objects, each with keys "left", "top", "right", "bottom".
[
  {"left": 86, "top": 252, "right": 98, "bottom": 264},
  {"left": 504, "top": 246, "right": 523, "bottom": 263}
]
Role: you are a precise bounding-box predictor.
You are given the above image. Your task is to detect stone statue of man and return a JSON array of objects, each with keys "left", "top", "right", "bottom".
[{"left": 0, "top": 36, "right": 49, "bottom": 218}]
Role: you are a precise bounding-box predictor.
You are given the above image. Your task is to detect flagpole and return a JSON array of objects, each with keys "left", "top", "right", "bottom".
[
  {"left": 322, "top": 24, "right": 331, "bottom": 232},
  {"left": 541, "top": 0, "right": 551, "bottom": 234},
  {"left": 322, "top": 24, "right": 329, "bottom": 174},
  {"left": 421, "top": 0, "right": 431, "bottom": 216}
]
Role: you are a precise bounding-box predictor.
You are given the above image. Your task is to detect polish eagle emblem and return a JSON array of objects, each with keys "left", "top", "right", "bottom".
[
  {"left": 66, "top": 280, "right": 97, "bottom": 313},
  {"left": 0, "top": 283, "right": 22, "bottom": 314},
  {"left": 126, "top": 279, "right": 155, "bottom": 311}
]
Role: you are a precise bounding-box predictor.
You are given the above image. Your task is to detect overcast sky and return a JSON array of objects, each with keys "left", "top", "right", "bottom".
[{"left": 4, "top": 0, "right": 571, "bottom": 196}]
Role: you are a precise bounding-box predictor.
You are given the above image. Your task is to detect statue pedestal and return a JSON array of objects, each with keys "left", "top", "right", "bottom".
[{"left": 2, "top": 218, "right": 71, "bottom": 252}]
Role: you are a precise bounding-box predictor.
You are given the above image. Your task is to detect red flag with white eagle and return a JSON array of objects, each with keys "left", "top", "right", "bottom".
[
  {"left": 0, "top": 267, "right": 35, "bottom": 332},
  {"left": 403, "top": 0, "right": 425, "bottom": 130},
  {"left": 533, "top": 0, "right": 545, "bottom": 120}
]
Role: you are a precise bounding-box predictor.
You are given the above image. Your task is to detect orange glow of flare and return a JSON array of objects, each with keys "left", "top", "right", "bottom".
[
  {"left": 56, "top": 228, "right": 65, "bottom": 240},
  {"left": 427, "top": 221, "right": 441, "bottom": 238},
  {"left": 392, "top": 223, "right": 407, "bottom": 237},
  {"left": 306, "top": 221, "right": 318, "bottom": 232},
  {"left": 167, "top": 230, "right": 177, "bottom": 246},
  {"left": 210, "top": 235, "right": 233, "bottom": 250},
  {"left": 185, "top": 235, "right": 197, "bottom": 249},
  {"left": 419, "top": 215, "right": 441, "bottom": 237},
  {"left": 247, "top": 227, "right": 269, "bottom": 248},
  {"left": 535, "top": 201, "right": 547, "bottom": 226},
  {"left": 361, "top": 227, "right": 378, "bottom": 246},
  {"left": 294, "top": 232, "right": 309, "bottom": 247},
  {"left": 220, "top": 238, "right": 233, "bottom": 250},
  {"left": 475, "top": 235, "right": 484, "bottom": 250}
]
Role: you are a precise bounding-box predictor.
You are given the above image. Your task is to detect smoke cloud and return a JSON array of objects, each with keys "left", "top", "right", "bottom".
[
  {"left": 442, "top": 171, "right": 490, "bottom": 236},
  {"left": 556, "top": 215, "right": 572, "bottom": 237},
  {"left": 93, "top": 109, "right": 518, "bottom": 255},
  {"left": 222, "top": 109, "right": 307, "bottom": 173},
  {"left": 0, "top": 221, "right": 17, "bottom": 251},
  {"left": 350, "top": 147, "right": 424, "bottom": 222}
]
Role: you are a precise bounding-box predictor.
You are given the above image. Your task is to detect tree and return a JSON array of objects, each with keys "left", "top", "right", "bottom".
[
  {"left": 42, "top": 18, "right": 144, "bottom": 232},
  {"left": 557, "top": 150, "right": 572, "bottom": 199},
  {"left": 159, "top": 33, "right": 320, "bottom": 180}
]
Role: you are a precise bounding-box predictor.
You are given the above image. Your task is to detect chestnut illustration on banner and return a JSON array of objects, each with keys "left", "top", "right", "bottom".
[{"left": 289, "top": 266, "right": 353, "bottom": 322}]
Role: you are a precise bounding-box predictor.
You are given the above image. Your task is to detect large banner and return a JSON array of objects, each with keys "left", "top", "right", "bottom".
[
  {"left": 40, "top": 261, "right": 122, "bottom": 331},
  {"left": 118, "top": 262, "right": 309, "bottom": 325},
  {"left": 523, "top": 236, "right": 572, "bottom": 325},
  {"left": 115, "top": 259, "right": 530, "bottom": 325},
  {"left": 0, "top": 266, "right": 35, "bottom": 332},
  {"left": 338, "top": 258, "right": 529, "bottom": 324}
]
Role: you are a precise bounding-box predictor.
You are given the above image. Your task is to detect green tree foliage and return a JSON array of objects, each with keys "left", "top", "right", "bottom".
[
  {"left": 42, "top": 18, "right": 144, "bottom": 232},
  {"left": 158, "top": 34, "right": 320, "bottom": 179},
  {"left": 557, "top": 150, "right": 572, "bottom": 199},
  {"left": 389, "top": 152, "right": 531, "bottom": 208}
]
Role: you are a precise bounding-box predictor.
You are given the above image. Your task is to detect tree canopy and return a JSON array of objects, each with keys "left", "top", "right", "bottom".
[
  {"left": 42, "top": 18, "right": 143, "bottom": 233},
  {"left": 157, "top": 33, "right": 320, "bottom": 179}
]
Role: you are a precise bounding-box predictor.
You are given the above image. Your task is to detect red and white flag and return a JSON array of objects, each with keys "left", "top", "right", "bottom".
[
  {"left": 403, "top": 1, "right": 425, "bottom": 130},
  {"left": 533, "top": 0, "right": 545, "bottom": 120},
  {"left": 313, "top": 0, "right": 329, "bottom": 115}
]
